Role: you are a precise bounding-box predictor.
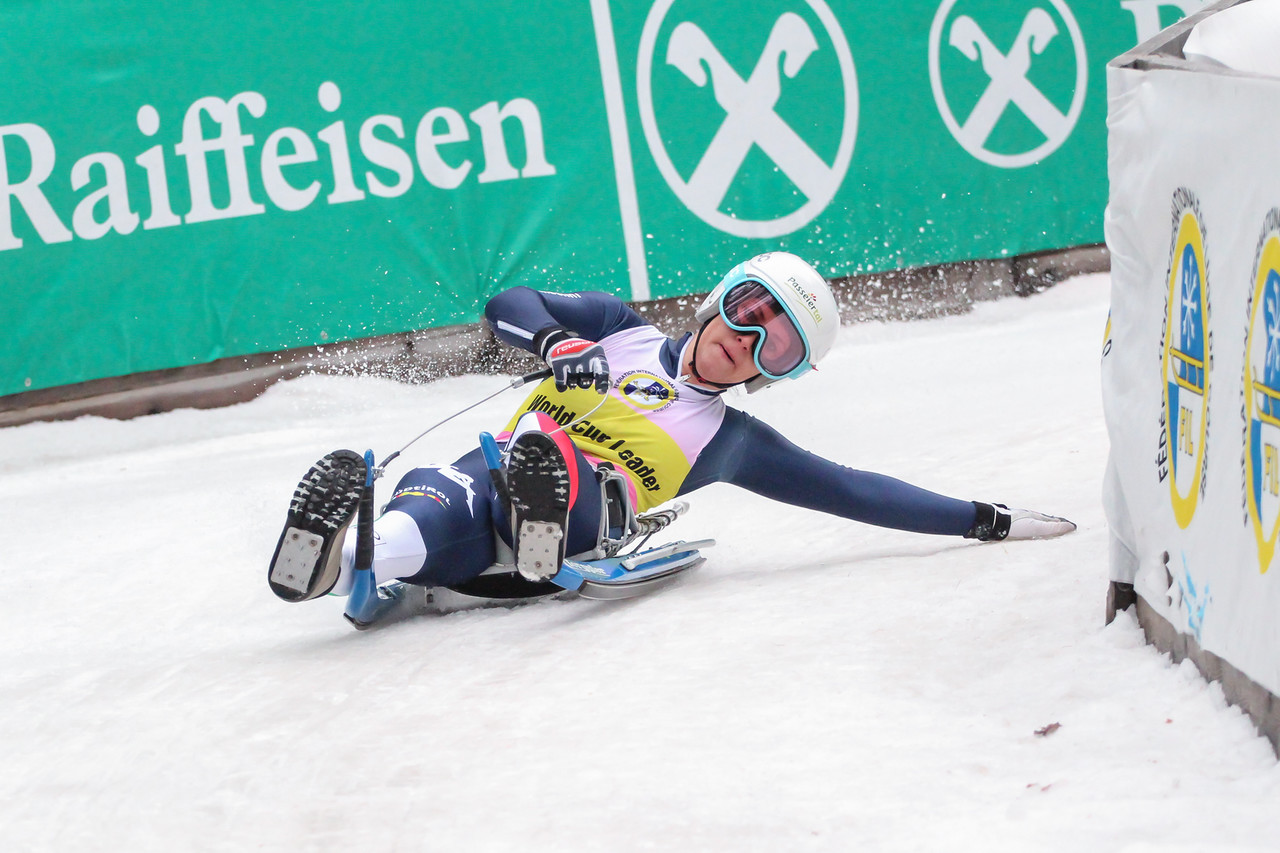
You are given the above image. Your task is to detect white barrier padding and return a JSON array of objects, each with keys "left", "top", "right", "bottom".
[
  {"left": 1184, "top": 1, "right": 1280, "bottom": 74},
  {"left": 1105, "top": 0, "right": 1280, "bottom": 697}
]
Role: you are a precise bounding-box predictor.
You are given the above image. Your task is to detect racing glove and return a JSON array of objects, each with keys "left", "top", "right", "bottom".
[
  {"left": 964, "top": 502, "right": 1076, "bottom": 541},
  {"left": 534, "top": 327, "right": 611, "bottom": 394}
]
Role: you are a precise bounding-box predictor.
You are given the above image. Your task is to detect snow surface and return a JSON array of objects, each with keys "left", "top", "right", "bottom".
[{"left": 3, "top": 273, "right": 1278, "bottom": 852}]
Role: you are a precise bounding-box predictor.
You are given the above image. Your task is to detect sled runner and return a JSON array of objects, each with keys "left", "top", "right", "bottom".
[{"left": 342, "top": 537, "right": 713, "bottom": 629}]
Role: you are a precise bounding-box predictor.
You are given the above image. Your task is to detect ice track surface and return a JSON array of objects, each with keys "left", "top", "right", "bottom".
[{"left": 3, "top": 273, "right": 1278, "bottom": 852}]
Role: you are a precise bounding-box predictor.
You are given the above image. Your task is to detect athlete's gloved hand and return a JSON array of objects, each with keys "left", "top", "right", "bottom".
[
  {"left": 536, "top": 328, "right": 610, "bottom": 394},
  {"left": 964, "top": 502, "right": 1076, "bottom": 541}
]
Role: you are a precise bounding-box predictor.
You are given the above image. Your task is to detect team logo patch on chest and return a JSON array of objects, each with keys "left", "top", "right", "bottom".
[{"left": 616, "top": 370, "right": 679, "bottom": 413}]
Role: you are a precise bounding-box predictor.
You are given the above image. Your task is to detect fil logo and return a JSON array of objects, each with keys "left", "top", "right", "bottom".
[
  {"left": 928, "top": 0, "right": 1087, "bottom": 168},
  {"left": 1158, "top": 188, "right": 1210, "bottom": 530},
  {"left": 637, "top": 0, "right": 858, "bottom": 238},
  {"left": 1243, "top": 208, "right": 1280, "bottom": 572},
  {"left": 617, "top": 370, "right": 678, "bottom": 413}
]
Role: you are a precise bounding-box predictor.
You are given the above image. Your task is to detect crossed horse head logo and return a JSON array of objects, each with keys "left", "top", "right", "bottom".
[
  {"left": 638, "top": 0, "right": 858, "bottom": 238},
  {"left": 929, "top": 0, "right": 1088, "bottom": 168},
  {"left": 638, "top": 1, "right": 1085, "bottom": 237}
]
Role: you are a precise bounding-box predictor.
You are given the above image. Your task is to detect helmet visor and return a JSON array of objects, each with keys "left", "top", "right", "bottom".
[{"left": 719, "top": 281, "right": 809, "bottom": 379}]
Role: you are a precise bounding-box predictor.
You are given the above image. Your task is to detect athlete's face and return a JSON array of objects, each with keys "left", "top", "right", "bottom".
[{"left": 687, "top": 315, "right": 762, "bottom": 386}]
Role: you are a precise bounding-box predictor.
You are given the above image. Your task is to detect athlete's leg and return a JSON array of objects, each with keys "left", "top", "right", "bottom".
[
  {"left": 337, "top": 448, "right": 499, "bottom": 590},
  {"left": 333, "top": 436, "right": 602, "bottom": 592}
]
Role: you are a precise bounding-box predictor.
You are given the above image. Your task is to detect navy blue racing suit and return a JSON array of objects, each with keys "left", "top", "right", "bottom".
[{"left": 381, "top": 288, "right": 978, "bottom": 588}]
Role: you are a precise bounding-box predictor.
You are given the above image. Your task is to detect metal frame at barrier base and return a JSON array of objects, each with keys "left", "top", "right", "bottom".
[{"left": 1107, "top": 588, "right": 1280, "bottom": 758}]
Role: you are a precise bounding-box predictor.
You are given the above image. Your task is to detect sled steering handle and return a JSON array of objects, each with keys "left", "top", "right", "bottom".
[
  {"left": 376, "top": 367, "right": 555, "bottom": 473},
  {"left": 514, "top": 367, "right": 553, "bottom": 387}
]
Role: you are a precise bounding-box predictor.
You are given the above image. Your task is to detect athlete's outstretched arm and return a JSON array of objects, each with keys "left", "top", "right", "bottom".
[
  {"left": 484, "top": 288, "right": 646, "bottom": 355},
  {"left": 686, "top": 409, "right": 979, "bottom": 536}
]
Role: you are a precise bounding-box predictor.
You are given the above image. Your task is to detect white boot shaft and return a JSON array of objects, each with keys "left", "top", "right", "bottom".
[{"left": 331, "top": 509, "right": 429, "bottom": 595}]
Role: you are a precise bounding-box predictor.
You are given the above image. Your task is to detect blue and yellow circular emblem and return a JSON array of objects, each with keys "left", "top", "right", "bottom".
[
  {"left": 1161, "top": 190, "right": 1210, "bottom": 529},
  {"left": 1244, "top": 210, "right": 1280, "bottom": 572},
  {"left": 616, "top": 370, "right": 678, "bottom": 413}
]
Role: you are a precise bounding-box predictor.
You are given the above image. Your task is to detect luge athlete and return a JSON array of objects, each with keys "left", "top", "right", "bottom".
[{"left": 267, "top": 252, "right": 1074, "bottom": 605}]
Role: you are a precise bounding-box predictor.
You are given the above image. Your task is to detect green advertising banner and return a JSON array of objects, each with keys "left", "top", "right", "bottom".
[
  {"left": 617, "top": 0, "right": 1197, "bottom": 291},
  {"left": 1, "top": 0, "right": 1203, "bottom": 398}
]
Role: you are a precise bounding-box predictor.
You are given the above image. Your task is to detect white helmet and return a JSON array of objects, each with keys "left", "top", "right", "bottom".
[{"left": 694, "top": 252, "right": 840, "bottom": 392}]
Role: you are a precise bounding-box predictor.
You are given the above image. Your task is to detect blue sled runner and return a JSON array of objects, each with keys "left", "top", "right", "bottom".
[{"left": 344, "top": 538, "right": 713, "bottom": 630}]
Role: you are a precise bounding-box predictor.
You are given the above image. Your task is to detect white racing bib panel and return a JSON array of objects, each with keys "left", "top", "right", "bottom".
[{"left": 502, "top": 325, "right": 726, "bottom": 512}]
